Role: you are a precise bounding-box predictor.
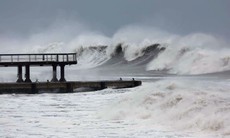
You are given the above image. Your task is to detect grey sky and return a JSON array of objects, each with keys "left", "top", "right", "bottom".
[{"left": 0, "top": 0, "right": 230, "bottom": 38}]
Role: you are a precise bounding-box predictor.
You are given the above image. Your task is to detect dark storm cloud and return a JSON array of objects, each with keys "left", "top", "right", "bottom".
[{"left": 0, "top": 0, "right": 230, "bottom": 37}]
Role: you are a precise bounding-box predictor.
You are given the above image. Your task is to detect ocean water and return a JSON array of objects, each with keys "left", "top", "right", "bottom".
[{"left": 1, "top": 30, "right": 230, "bottom": 137}]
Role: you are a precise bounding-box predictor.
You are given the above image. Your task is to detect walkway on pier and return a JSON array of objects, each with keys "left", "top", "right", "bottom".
[{"left": 0, "top": 53, "right": 77, "bottom": 82}]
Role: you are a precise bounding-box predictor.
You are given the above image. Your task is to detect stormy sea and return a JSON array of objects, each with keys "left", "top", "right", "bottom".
[{"left": 1, "top": 33, "right": 230, "bottom": 138}]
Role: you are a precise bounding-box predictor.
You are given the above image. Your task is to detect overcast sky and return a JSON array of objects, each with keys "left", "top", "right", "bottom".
[{"left": 0, "top": 0, "right": 230, "bottom": 38}]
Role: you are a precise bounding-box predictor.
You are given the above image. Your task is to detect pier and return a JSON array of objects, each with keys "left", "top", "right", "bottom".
[
  {"left": 0, "top": 53, "right": 142, "bottom": 94},
  {"left": 0, "top": 53, "right": 77, "bottom": 82}
]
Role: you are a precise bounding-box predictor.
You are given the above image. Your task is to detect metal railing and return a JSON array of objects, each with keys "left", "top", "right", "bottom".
[{"left": 0, "top": 53, "right": 77, "bottom": 63}]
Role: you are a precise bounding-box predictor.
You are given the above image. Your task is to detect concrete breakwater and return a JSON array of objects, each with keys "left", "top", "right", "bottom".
[{"left": 0, "top": 80, "right": 142, "bottom": 94}]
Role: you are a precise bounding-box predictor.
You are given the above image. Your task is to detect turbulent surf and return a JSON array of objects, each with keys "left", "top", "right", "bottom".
[{"left": 1, "top": 30, "right": 230, "bottom": 137}]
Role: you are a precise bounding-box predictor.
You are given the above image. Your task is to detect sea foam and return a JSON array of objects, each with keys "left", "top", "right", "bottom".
[{"left": 100, "top": 78, "right": 230, "bottom": 136}]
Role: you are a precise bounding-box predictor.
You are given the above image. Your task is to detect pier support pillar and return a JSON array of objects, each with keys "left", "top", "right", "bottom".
[
  {"left": 16, "top": 65, "right": 23, "bottom": 83},
  {"left": 25, "top": 65, "right": 32, "bottom": 83},
  {"left": 51, "top": 65, "right": 58, "bottom": 82},
  {"left": 59, "top": 65, "right": 66, "bottom": 82}
]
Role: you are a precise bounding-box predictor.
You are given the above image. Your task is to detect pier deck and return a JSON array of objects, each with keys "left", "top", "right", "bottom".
[{"left": 0, "top": 53, "right": 77, "bottom": 66}]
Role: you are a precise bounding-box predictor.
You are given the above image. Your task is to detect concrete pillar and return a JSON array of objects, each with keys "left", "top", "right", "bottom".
[
  {"left": 51, "top": 65, "right": 58, "bottom": 82},
  {"left": 25, "top": 65, "right": 32, "bottom": 82},
  {"left": 16, "top": 65, "right": 23, "bottom": 83},
  {"left": 59, "top": 65, "right": 66, "bottom": 82}
]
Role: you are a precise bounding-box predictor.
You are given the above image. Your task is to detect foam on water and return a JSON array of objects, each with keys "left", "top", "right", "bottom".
[
  {"left": 100, "top": 78, "right": 230, "bottom": 137},
  {"left": 0, "top": 88, "right": 205, "bottom": 138}
]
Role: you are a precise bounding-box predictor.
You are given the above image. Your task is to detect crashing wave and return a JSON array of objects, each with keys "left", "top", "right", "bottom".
[{"left": 22, "top": 31, "right": 230, "bottom": 75}]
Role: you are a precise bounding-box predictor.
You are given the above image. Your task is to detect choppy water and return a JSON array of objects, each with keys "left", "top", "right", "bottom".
[
  {"left": 0, "top": 78, "right": 224, "bottom": 138},
  {"left": 0, "top": 90, "right": 169, "bottom": 138}
]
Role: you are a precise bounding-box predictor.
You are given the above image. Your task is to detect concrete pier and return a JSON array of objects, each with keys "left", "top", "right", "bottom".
[
  {"left": 0, "top": 80, "right": 142, "bottom": 94},
  {"left": 0, "top": 53, "right": 77, "bottom": 82}
]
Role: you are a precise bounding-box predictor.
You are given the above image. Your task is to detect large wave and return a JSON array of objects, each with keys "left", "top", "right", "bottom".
[
  {"left": 147, "top": 33, "right": 230, "bottom": 74},
  {"left": 3, "top": 25, "right": 230, "bottom": 75},
  {"left": 34, "top": 34, "right": 230, "bottom": 75}
]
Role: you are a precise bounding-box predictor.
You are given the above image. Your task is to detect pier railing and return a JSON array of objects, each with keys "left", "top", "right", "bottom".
[{"left": 0, "top": 53, "right": 77, "bottom": 63}]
